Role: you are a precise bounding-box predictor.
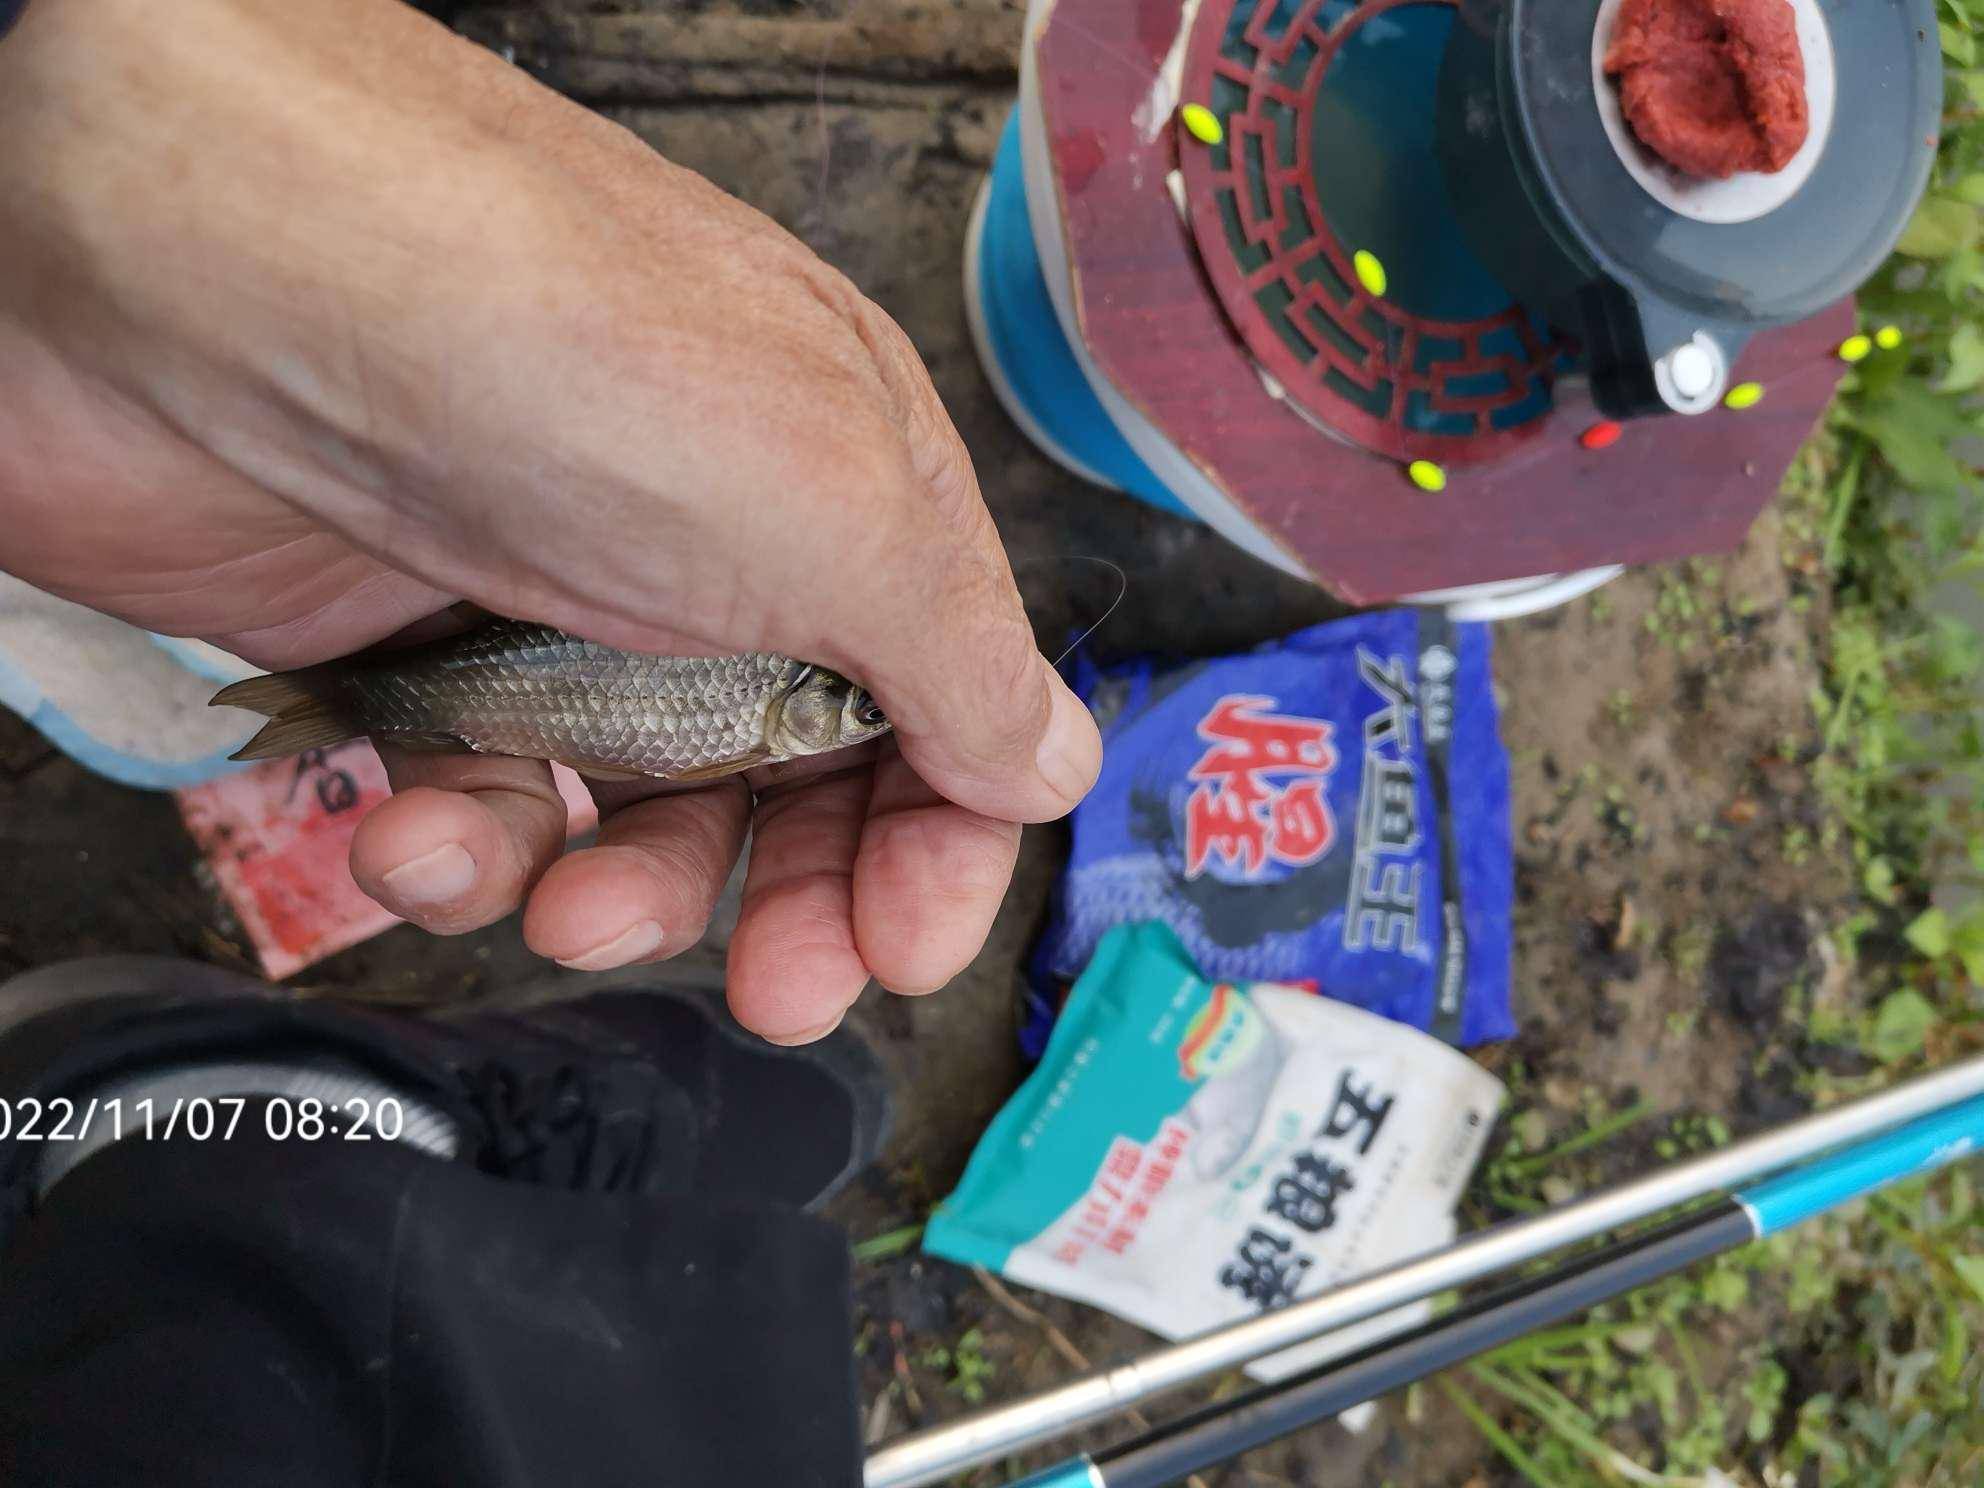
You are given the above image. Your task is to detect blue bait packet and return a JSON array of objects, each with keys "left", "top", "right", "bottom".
[{"left": 1034, "top": 609, "right": 1514, "bottom": 1047}]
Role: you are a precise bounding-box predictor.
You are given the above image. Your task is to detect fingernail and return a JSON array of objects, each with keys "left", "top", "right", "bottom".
[
  {"left": 380, "top": 843, "right": 477, "bottom": 905},
  {"left": 556, "top": 919, "right": 665, "bottom": 972},
  {"left": 1035, "top": 670, "right": 1102, "bottom": 804},
  {"left": 763, "top": 1012, "right": 845, "bottom": 1047}
]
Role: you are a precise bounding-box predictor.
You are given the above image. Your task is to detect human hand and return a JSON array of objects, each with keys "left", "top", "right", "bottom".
[{"left": 0, "top": 0, "right": 1101, "bottom": 1041}]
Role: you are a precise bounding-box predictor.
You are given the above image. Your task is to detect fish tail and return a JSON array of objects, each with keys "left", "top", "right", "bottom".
[{"left": 210, "top": 668, "right": 361, "bottom": 761}]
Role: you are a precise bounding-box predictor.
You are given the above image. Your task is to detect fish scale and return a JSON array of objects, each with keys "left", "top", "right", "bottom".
[
  {"left": 331, "top": 625, "right": 800, "bottom": 775},
  {"left": 329, "top": 622, "right": 793, "bottom": 773},
  {"left": 213, "top": 619, "right": 891, "bottom": 780}
]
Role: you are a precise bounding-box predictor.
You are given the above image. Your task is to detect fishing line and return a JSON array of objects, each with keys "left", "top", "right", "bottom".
[{"left": 1011, "top": 554, "right": 1131, "bottom": 669}]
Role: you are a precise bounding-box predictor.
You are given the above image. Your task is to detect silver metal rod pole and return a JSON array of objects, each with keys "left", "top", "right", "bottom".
[{"left": 866, "top": 1053, "right": 1984, "bottom": 1488}]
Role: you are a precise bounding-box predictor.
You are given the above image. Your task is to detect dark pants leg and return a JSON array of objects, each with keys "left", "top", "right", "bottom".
[{"left": 0, "top": 1130, "right": 862, "bottom": 1487}]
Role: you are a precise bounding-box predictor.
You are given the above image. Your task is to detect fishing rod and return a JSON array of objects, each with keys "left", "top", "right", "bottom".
[
  {"left": 996, "top": 1091, "right": 1984, "bottom": 1488},
  {"left": 865, "top": 1054, "right": 1984, "bottom": 1487}
]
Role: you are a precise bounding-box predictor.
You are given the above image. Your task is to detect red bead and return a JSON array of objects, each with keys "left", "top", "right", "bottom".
[{"left": 1580, "top": 421, "right": 1624, "bottom": 451}]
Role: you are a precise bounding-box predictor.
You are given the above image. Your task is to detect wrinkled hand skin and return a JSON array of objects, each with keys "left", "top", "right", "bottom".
[{"left": 0, "top": 0, "right": 1102, "bottom": 1042}]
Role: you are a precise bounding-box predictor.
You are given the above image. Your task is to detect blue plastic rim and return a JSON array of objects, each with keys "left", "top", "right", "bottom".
[{"left": 974, "top": 112, "right": 1194, "bottom": 519}]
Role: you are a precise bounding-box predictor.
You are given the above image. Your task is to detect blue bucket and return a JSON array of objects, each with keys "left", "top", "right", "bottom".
[{"left": 964, "top": 113, "right": 1194, "bottom": 519}]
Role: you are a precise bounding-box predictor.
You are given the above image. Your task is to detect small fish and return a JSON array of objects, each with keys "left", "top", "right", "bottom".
[{"left": 210, "top": 619, "right": 891, "bottom": 782}]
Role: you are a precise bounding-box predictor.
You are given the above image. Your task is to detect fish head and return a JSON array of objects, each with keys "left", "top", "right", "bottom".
[{"left": 770, "top": 666, "right": 892, "bottom": 757}]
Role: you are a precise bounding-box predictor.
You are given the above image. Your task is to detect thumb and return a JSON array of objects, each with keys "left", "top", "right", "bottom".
[
  {"left": 801, "top": 312, "right": 1102, "bottom": 826},
  {"left": 851, "top": 588, "right": 1102, "bottom": 827}
]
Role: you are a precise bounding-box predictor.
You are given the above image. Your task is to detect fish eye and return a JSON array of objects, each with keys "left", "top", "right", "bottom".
[{"left": 856, "top": 699, "right": 886, "bottom": 727}]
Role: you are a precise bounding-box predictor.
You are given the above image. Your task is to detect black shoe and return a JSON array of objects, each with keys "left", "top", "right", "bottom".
[
  {"left": 0, "top": 957, "right": 890, "bottom": 1249},
  {"left": 471, "top": 965, "right": 891, "bottom": 1212}
]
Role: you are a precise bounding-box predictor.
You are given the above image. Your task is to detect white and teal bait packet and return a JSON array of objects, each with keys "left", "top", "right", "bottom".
[{"left": 926, "top": 922, "right": 1504, "bottom": 1380}]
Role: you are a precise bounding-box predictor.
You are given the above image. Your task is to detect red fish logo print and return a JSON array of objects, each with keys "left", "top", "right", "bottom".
[{"left": 1183, "top": 696, "right": 1339, "bottom": 879}]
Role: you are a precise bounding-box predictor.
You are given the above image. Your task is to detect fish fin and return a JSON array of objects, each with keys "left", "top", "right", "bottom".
[
  {"left": 228, "top": 713, "right": 361, "bottom": 761},
  {"left": 668, "top": 751, "right": 773, "bottom": 783},
  {"left": 558, "top": 762, "right": 651, "bottom": 783},
  {"left": 379, "top": 732, "right": 476, "bottom": 755},
  {"left": 212, "top": 671, "right": 361, "bottom": 761}
]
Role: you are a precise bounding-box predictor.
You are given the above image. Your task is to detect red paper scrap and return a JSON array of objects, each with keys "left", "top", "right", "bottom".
[{"left": 176, "top": 744, "right": 598, "bottom": 979}]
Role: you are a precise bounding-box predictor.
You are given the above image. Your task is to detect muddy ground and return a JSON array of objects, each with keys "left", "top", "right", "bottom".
[{"left": 0, "top": 2, "right": 1870, "bottom": 1483}]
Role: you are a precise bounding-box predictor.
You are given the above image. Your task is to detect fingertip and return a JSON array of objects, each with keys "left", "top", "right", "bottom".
[
  {"left": 555, "top": 920, "right": 666, "bottom": 972},
  {"left": 382, "top": 842, "right": 478, "bottom": 905},
  {"left": 723, "top": 762, "right": 874, "bottom": 1043},
  {"left": 759, "top": 1011, "right": 847, "bottom": 1047},
  {"left": 521, "top": 847, "right": 686, "bottom": 969},
  {"left": 350, "top": 787, "right": 524, "bottom": 933},
  {"left": 890, "top": 657, "right": 1102, "bottom": 827},
  {"left": 521, "top": 784, "right": 748, "bottom": 972},
  {"left": 726, "top": 879, "right": 871, "bottom": 1042},
  {"left": 854, "top": 788, "right": 1018, "bottom": 996},
  {"left": 1034, "top": 665, "right": 1103, "bottom": 811}
]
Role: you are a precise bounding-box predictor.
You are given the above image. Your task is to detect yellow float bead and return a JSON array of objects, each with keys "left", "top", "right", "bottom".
[
  {"left": 1180, "top": 104, "right": 1223, "bottom": 146},
  {"left": 1353, "top": 249, "right": 1388, "bottom": 298},
  {"left": 1406, "top": 460, "right": 1447, "bottom": 492},
  {"left": 1875, "top": 325, "right": 1904, "bottom": 351},
  {"left": 1724, "top": 382, "right": 1765, "bottom": 410},
  {"left": 1838, "top": 334, "right": 1873, "bottom": 364}
]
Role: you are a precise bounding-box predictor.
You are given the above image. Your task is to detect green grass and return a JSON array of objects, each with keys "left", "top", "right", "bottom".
[
  {"left": 852, "top": 1222, "right": 927, "bottom": 1264},
  {"left": 1450, "top": 12, "right": 1984, "bottom": 1482},
  {"left": 919, "top": 1326, "right": 998, "bottom": 1405}
]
